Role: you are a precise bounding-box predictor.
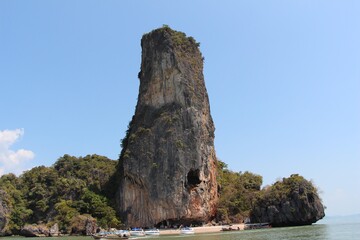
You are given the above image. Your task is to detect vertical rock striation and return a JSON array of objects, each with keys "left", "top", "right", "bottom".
[{"left": 117, "top": 26, "right": 218, "bottom": 227}]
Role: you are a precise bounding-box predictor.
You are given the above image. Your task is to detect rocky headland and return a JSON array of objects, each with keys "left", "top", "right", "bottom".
[{"left": 250, "top": 174, "right": 325, "bottom": 226}]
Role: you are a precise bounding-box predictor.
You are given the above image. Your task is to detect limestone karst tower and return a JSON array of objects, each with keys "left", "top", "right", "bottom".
[{"left": 117, "top": 26, "right": 218, "bottom": 227}]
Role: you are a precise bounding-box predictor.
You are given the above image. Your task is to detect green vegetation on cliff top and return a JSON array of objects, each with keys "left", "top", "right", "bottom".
[{"left": 143, "top": 25, "right": 202, "bottom": 59}]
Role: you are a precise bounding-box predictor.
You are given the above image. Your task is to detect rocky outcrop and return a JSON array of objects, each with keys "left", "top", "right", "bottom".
[
  {"left": 250, "top": 174, "right": 325, "bottom": 227},
  {"left": 70, "top": 215, "right": 97, "bottom": 235},
  {"left": 49, "top": 223, "right": 60, "bottom": 237},
  {"left": 117, "top": 26, "right": 218, "bottom": 227},
  {"left": 20, "top": 223, "right": 60, "bottom": 237},
  {"left": 21, "top": 224, "right": 50, "bottom": 237},
  {"left": 0, "top": 190, "right": 10, "bottom": 236}
]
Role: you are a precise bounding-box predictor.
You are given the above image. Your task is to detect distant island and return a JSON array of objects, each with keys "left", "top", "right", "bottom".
[{"left": 0, "top": 26, "right": 324, "bottom": 237}]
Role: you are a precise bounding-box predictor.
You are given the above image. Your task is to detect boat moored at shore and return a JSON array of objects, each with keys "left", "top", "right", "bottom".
[
  {"left": 244, "top": 223, "right": 271, "bottom": 230},
  {"left": 221, "top": 225, "right": 240, "bottom": 231},
  {"left": 130, "top": 228, "right": 146, "bottom": 237},
  {"left": 180, "top": 227, "right": 195, "bottom": 234},
  {"left": 92, "top": 230, "right": 130, "bottom": 239},
  {"left": 144, "top": 228, "right": 160, "bottom": 236}
]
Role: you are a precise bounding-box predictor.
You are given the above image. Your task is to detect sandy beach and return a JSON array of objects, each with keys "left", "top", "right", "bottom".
[{"left": 159, "top": 224, "right": 245, "bottom": 235}]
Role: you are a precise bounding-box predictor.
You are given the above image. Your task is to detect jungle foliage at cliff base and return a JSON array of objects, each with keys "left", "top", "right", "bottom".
[{"left": 0, "top": 155, "right": 324, "bottom": 236}]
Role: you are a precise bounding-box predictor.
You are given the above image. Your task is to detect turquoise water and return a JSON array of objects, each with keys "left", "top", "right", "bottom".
[{"left": 2, "top": 216, "right": 359, "bottom": 240}]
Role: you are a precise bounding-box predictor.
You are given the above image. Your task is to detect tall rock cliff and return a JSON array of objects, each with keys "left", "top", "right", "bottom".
[{"left": 116, "top": 26, "right": 218, "bottom": 227}]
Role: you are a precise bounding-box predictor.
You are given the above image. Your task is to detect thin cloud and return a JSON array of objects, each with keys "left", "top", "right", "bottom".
[{"left": 0, "top": 129, "right": 35, "bottom": 176}]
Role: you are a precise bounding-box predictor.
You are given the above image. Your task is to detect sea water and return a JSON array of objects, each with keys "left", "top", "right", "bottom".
[{"left": 2, "top": 215, "right": 359, "bottom": 240}]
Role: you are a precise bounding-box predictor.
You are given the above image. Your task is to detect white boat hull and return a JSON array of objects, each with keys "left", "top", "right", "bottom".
[
  {"left": 130, "top": 230, "right": 146, "bottom": 237},
  {"left": 180, "top": 228, "right": 194, "bottom": 234},
  {"left": 145, "top": 230, "right": 160, "bottom": 236}
]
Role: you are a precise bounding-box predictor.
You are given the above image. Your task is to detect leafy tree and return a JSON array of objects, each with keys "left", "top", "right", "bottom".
[
  {"left": 54, "top": 154, "right": 117, "bottom": 194},
  {"left": 255, "top": 174, "right": 320, "bottom": 206},
  {"left": 54, "top": 200, "right": 79, "bottom": 231},
  {"left": 20, "top": 166, "right": 59, "bottom": 222},
  {"left": 78, "top": 188, "right": 120, "bottom": 228},
  {"left": 55, "top": 177, "right": 86, "bottom": 201},
  {"left": 216, "top": 160, "right": 263, "bottom": 223},
  {"left": 0, "top": 174, "right": 32, "bottom": 233}
]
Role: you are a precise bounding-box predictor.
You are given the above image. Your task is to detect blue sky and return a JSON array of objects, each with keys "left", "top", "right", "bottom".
[{"left": 1, "top": 0, "right": 359, "bottom": 217}]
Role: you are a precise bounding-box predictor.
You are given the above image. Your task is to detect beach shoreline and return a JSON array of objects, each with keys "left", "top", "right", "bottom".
[{"left": 158, "top": 224, "right": 245, "bottom": 235}]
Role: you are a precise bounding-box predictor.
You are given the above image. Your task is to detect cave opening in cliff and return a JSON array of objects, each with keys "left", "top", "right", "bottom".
[{"left": 186, "top": 168, "right": 201, "bottom": 188}]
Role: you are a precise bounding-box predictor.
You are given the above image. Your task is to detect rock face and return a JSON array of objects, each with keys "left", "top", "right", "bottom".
[
  {"left": 117, "top": 26, "right": 218, "bottom": 227},
  {"left": 250, "top": 174, "right": 325, "bottom": 227},
  {"left": 21, "top": 224, "right": 50, "bottom": 237},
  {"left": 49, "top": 223, "right": 60, "bottom": 237},
  {"left": 70, "top": 215, "right": 97, "bottom": 235}
]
